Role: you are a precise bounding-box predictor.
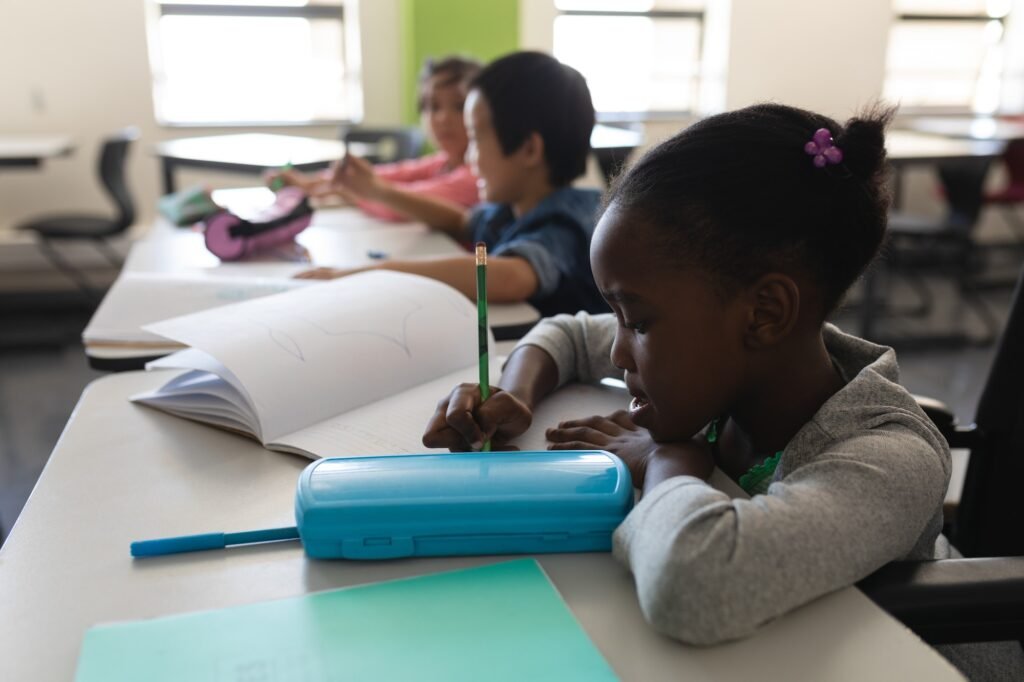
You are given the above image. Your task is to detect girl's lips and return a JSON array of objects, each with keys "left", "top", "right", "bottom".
[{"left": 629, "top": 394, "right": 653, "bottom": 426}]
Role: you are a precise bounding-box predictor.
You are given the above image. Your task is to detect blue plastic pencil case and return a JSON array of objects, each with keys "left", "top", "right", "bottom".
[{"left": 296, "top": 450, "right": 633, "bottom": 560}]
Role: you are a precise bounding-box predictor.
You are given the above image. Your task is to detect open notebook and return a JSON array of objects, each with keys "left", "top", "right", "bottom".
[{"left": 132, "top": 271, "right": 500, "bottom": 458}]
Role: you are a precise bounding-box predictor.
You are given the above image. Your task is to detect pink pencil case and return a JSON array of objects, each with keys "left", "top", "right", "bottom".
[{"left": 203, "top": 187, "right": 313, "bottom": 261}]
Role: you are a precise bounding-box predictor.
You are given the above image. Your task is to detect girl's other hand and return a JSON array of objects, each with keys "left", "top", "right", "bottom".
[
  {"left": 422, "top": 384, "right": 533, "bottom": 451},
  {"left": 546, "top": 411, "right": 714, "bottom": 488},
  {"left": 546, "top": 410, "right": 654, "bottom": 482},
  {"left": 330, "top": 155, "right": 386, "bottom": 200}
]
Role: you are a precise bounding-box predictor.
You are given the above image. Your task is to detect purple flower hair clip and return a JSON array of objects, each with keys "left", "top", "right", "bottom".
[{"left": 804, "top": 128, "right": 843, "bottom": 168}]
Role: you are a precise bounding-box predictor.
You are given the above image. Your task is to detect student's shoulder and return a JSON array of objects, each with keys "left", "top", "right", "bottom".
[
  {"left": 519, "top": 187, "right": 603, "bottom": 233},
  {"left": 777, "top": 324, "right": 950, "bottom": 474}
]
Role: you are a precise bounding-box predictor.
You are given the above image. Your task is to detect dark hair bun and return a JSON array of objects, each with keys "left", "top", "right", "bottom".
[{"left": 837, "top": 104, "right": 895, "bottom": 184}]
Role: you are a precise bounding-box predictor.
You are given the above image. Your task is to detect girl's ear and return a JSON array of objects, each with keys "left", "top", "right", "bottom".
[{"left": 742, "top": 273, "right": 800, "bottom": 349}]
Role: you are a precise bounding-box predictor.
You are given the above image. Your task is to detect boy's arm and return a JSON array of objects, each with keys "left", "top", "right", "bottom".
[{"left": 295, "top": 254, "right": 537, "bottom": 303}]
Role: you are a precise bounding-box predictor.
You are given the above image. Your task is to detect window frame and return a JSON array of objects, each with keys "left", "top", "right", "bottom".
[
  {"left": 553, "top": 6, "right": 705, "bottom": 122},
  {"left": 885, "top": 8, "right": 1009, "bottom": 115},
  {"left": 147, "top": 1, "right": 359, "bottom": 128}
]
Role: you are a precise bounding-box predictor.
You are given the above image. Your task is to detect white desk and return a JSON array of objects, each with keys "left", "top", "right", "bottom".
[
  {"left": 899, "top": 116, "right": 1024, "bottom": 142},
  {"left": 886, "top": 130, "right": 1005, "bottom": 167},
  {"left": 0, "top": 371, "right": 962, "bottom": 681},
  {"left": 84, "top": 204, "right": 541, "bottom": 369},
  {"left": 155, "top": 133, "right": 352, "bottom": 194},
  {"left": 0, "top": 135, "right": 74, "bottom": 168}
]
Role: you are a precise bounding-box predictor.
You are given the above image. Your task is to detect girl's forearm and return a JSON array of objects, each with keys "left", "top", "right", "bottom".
[
  {"left": 374, "top": 184, "right": 469, "bottom": 237},
  {"left": 497, "top": 345, "right": 560, "bottom": 409}
]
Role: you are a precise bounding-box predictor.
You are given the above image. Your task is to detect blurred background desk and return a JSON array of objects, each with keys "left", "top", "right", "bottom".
[
  {"left": 155, "top": 134, "right": 349, "bottom": 194},
  {"left": 857, "top": 131, "right": 1013, "bottom": 343},
  {"left": 900, "top": 116, "right": 1024, "bottom": 143},
  {"left": 0, "top": 135, "right": 74, "bottom": 169}
]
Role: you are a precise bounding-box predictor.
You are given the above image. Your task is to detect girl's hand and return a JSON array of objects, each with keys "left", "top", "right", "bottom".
[
  {"left": 422, "top": 384, "right": 533, "bottom": 451},
  {"left": 330, "top": 155, "right": 388, "bottom": 200},
  {"left": 263, "top": 167, "right": 312, "bottom": 192},
  {"left": 546, "top": 410, "right": 655, "bottom": 483},
  {"left": 546, "top": 411, "right": 714, "bottom": 489}
]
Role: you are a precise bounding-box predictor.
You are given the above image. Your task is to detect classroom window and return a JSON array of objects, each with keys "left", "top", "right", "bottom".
[
  {"left": 552, "top": 0, "right": 704, "bottom": 117},
  {"left": 883, "top": 0, "right": 1012, "bottom": 113},
  {"left": 147, "top": 1, "right": 361, "bottom": 125}
]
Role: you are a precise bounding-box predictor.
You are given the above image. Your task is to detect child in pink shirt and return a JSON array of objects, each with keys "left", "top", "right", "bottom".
[{"left": 266, "top": 56, "right": 480, "bottom": 221}]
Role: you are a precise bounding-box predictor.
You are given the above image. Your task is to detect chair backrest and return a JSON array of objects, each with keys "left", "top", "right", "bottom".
[
  {"left": 937, "top": 157, "right": 993, "bottom": 231},
  {"left": 341, "top": 126, "right": 425, "bottom": 164},
  {"left": 952, "top": 263, "right": 1024, "bottom": 556},
  {"left": 1001, "top": 139, "right": 1024, "bottom": 188},
  {"left": 98, "top": 127, "right": 139, "bottom": 234}
]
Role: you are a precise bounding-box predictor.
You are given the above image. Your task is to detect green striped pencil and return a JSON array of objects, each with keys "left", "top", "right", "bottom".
[{"left": 475, "top": 242, "right": 491, "bottom": 452}]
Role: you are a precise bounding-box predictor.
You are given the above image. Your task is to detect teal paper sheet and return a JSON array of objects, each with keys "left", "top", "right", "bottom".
[{"left": 75, "top": 559, "right": 619, "bottom": 681}]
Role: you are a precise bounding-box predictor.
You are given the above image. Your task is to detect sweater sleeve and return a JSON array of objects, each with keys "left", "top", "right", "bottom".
[
  {"left": 355, "top": 165, "right": 479, "bottom": 222},
  {"left": 513, "top": 312, "right": 621, "bottom": 388},
  {"left": 612, "top": 419, "right": 949, "bottom": 645}
]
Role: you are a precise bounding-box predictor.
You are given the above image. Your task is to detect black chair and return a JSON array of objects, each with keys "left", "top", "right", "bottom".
[
  {"left": 857, "top": 263, "right": 1024, "bottom": 645},
  {"left": 876, "top": 158, "right": 1001, "bottom": 344},
  {"left": 340, "top": 126, "right": 425, "bottom": 164},
  {"left": 16, "top": 128, "right": 138, "bottom": 302}
]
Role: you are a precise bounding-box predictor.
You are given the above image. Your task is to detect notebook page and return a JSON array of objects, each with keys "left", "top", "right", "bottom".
[
  {"left": 145, "top": 272, "right": 487, "bottom": 444},
  {"left": 275, "top": 360, "right": 503, "bottom": 458}
]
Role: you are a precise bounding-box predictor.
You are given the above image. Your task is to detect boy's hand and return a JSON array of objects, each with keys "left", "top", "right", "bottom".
[
  {"left": 294, "top": 267, "right": 351, "bottom": 280},
  {"left": 422, "top": 384, "right": 533, "bottom": 451}
]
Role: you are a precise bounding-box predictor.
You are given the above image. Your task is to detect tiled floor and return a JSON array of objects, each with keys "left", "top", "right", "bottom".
[{"left": 0, "top": 274, "right": 1017, "bottom": 544}]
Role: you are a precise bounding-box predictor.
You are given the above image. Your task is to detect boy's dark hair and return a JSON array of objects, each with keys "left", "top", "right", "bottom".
[
  {"left": 417, "top": 56, "right": 482, "bottom": 112},
  {"left": 608, "top": 102, "right": 895, "bottom": 316},
  {"left": 470, "top": 51, "right": 595, "bottom": 187}
]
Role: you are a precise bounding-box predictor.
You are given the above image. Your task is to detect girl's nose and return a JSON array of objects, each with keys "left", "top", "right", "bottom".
[{"left": 610, "top": 330, "right": 636, "bottom": 372}]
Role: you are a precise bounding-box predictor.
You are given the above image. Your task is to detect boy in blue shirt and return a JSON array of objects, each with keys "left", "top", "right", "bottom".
[{"left": 297, "top": 51, "right": 608, "bottom": 317}]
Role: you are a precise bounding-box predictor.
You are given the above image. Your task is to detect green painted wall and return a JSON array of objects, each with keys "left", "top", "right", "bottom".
[{"left": 400, "top": 0, "right": 520, "bottom": 124}]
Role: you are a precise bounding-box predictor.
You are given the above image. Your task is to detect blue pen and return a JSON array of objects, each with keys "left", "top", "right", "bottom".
[{"left": 131, "top": 526, "right": 300, "bottom": 558}]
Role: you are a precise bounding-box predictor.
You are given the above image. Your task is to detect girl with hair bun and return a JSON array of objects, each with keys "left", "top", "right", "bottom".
[{"left": 423, "top": 102, "right": 1024, "bottom": 678}]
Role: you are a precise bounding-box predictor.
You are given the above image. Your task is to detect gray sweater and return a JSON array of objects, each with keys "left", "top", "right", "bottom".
[{"left": 520, "top": 313, "right": 1023, "bottom": 678}]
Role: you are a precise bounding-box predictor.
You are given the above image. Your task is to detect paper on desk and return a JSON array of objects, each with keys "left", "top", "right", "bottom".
[{"left": 75, "top": 559, "right": 619, "bottom": 682}]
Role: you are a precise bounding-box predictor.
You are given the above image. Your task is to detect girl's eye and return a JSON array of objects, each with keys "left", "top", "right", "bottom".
[{"left": 624, "top": 320, "right": 648, "bottom": 335}]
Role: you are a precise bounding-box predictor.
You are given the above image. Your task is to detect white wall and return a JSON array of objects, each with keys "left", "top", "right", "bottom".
[
  {"left": 719, "top": 0, "right": 891, "bottom": 118},
  {"left": 0, "top": 0, "right": 404, "bottom": 232}
]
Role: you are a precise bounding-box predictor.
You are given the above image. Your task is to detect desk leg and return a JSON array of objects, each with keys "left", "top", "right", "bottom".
[{"left": 161, "top": 158, "right": 177, "bottom": 195}]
